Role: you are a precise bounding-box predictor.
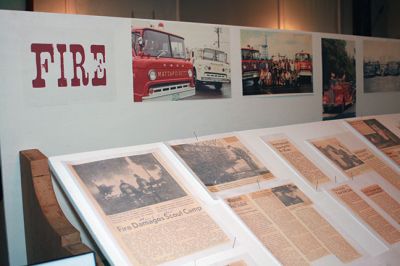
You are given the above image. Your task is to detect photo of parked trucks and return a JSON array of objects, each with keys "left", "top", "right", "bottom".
[
  {"left": 131, "top": 20, "right": 231, "bottom": 102},
  {"left": 364, "top": 40, "right": 400, "bottom": 93}
]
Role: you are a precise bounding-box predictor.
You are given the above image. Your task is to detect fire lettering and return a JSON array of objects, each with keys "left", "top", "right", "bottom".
[
  {"left": 91, "top": 44, "right": 107, "bottom": 86},
  {"left": 70, "top": 44, "right": 89, "bottom": 87},
  {"left": 31, "top": 43, "right": 54, "bottom": 88},
  {"left": 31, "top": 43, "right": 107, "bottom": 88}
]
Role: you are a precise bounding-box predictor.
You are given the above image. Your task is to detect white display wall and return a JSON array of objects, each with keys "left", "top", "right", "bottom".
[{"left": 0, "top": 10, "right": 399, "bottom": 265}]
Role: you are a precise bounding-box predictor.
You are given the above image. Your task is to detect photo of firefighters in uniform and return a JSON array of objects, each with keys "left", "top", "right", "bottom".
[
  {"left": 241, "top": 29, "right": 313, "bottom": 95},
  {"left": 364, "top": 40, "right": 400, "bottom": 93},
  {"left": 131, "top": 19, "right": 231, "bottom": 102},
  {"left": 322, "top": 38, "right": 356, "bottom": 120},
  {"left": 72, "top": 153, "right": 187, "bottom": 215},
  {"left": 172, "top": 137, "right": 270, "bottom": 188}
]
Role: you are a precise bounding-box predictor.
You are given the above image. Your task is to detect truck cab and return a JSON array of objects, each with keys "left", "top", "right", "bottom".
[
  {"left": 323, "top": 79, "right": 355, "bottom": 113},
  {"left": 191, "top": 47, "right": 230, "bottom": 90},
  {"left": 363, "top": 62, "right": 376, "bottom": 78},
  {"left": 132, "top": 26, "right": 195, "bottom": 101},
  {"left": 387, "top": 61, "right": 400, "bottom": 76},
  {"left": 294, "top": 52, "right": 312, "bottom": 81},
  {"left": 241, "top": 47, "right": 261, "bottom": 84}
]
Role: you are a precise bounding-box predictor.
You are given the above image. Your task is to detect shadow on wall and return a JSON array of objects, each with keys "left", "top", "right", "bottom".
[
  {"left": 0, "top": 161, "right": 8, "bottom": 265},
  {"left": 0, "top": 200, "right": 9, "bottom": 266}
]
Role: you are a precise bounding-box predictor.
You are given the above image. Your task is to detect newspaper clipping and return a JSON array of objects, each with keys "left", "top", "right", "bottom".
[
  {"left": 172, "top": 136, "right": 274, "bottom": 192},
  {"left": 226, "top": 184, "right": 360, "bottom": 265},
  {"left": 268, "top": 138, "right": 330, "bottom": 186},
  {"left": 224, "top": 260, "right": 247, "bottom": 266},
  {"left": 332, "top": 184, "right": 400, "bottom": 244},
  {"left": 348, "top": 119, "right": 400, "bottom": 166},
  {"left": 311, "top": 138, "right": 369, "bottom": 177},
  {"left": 361, "top": 184, "right": 400, "bottom": 224},
  {"left": 69, "top": 152, "right": 229, "bottom": 265},
  {"left": 353, "top": 148, "right": 400, "bottom": 190}
]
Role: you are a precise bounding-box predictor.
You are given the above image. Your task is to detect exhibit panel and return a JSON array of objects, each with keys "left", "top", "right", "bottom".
[
  {"left": 15, "top": 114, "right": 400, "bottom": 265},
  {"left": 49, "top": 143, "right": 280, "bottom": 265},
  {"left": 236, "top": 116, "right": 400, "bottom": 260},
  {"left": 1, "top": 9, "right": 400, "bottom": 265}
]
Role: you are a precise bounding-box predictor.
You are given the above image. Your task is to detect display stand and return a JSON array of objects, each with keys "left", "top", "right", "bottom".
[{"left": 19, "top": 149, "right": 104, "bottom": 266}]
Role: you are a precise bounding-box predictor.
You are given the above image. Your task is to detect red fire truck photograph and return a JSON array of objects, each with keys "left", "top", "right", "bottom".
[
  {"left": 132, "top": 20, "right": 231, "bottom": 102},
  {"left": 322, "top": 38, "right": 356, "bottom": 120},
  {"left": 241, "top": 29, "right": 313, "bottom": 96}
]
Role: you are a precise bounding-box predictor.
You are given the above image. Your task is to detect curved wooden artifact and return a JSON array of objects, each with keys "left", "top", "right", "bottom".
[{"left": 20, "top": 149, "right": 104, "bottom": 265}]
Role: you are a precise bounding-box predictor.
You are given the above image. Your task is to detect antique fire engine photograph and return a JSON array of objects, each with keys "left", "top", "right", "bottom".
[{"left": 322, "top": 38, "right": 356, "bottom": 120}]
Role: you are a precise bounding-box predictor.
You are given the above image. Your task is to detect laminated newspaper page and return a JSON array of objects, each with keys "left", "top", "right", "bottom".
[
  {"left": 52, "top": 148, "right": 230, "bottom": 266},
  {"left": 195, "top": 245, "right": 260, "bottom": 266},
  {"left": 264, "top": 135, "right": 331, "bottom": 187},
  {"left": 309, "top": 135, "right": 400, "bottom": 191},
  {"left": 347, "top": 118, "right": 400, "bottom": 166},
  {"left": 310, "top": 137, "right": 369, "bottom": 178},
  {"left": 361, "top": 184, "right": 400, "bottom": 224},
  {"left": 170, "top": 136, "right": 274, "bottom": 193},
  {"left": 226, "top": 183, "right": 361, "bottom": 265},
  {"left": 331, "top": 184, "right": 400, "bottom": 245},
  {"left": 208, "top": 255, "right": 255, "bottom": 266}
]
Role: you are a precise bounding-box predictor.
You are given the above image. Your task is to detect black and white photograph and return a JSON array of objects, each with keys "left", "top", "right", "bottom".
[
  {"left": 362, "top": 119, "right": 400, "bottom": 149},
  {"left": 72, "top": 153, "right": 187, "bottom": 215},
  {"left": 312, "top": 139, "right": 364, "bottom": 171},
  {"left": 172, "top": 137, "right": 271, "bottom": 190},
  {"left": 272, "top": 184, "right": 305, "bottom": 207}
]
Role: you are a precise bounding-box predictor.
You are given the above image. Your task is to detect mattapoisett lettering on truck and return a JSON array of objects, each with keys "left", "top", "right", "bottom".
[
  {"left": 190, "top": 47, "right": 230, "bottom": 90},
  {"left": 132, "top": 25, "right": 195, "bottom": 102}
]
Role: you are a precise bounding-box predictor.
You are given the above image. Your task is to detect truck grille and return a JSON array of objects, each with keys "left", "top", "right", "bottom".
[
  {"left": 150, "top": 82, "right": 191, "bottom": 94},
  {"left": 204, "top": 72, "right": 227, "bottom": 79}
]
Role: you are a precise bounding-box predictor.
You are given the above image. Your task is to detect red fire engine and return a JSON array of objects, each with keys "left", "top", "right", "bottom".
[
  {"left": 294, "top": 52, "right": 312, "bottom": 82},
  {"left": 323, "top": 79, "right": 355, "bottom": 113},
  {"left": 241, "top": 47, "right": 261, "bottom": 85},
  {"left": 132, "top": 24, "right": 195, "bottom": 102}
]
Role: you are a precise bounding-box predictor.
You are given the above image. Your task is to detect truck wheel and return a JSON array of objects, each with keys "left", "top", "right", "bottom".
[
  {"left": 214, "top": 83, "right": 222, "bottom": 90},
  {"left": 253, "top": 78, "right": 260, "bottom": 89},
  {"left": 340, "top": 102, "right": 345, "bottom": 113},
  {"left": 193, "top": 69, "right": 200, "bottom": 89}
]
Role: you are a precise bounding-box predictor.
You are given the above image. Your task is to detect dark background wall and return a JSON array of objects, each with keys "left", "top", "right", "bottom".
[{"left": 0, "top": 0, "right": 399, "bottom": 38}]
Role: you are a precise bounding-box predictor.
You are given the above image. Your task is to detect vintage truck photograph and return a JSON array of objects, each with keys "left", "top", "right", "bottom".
[
  {"left": 364, "top": 39, "right": 400, "bottom": 93},
  {"left": 131, "top": 19, "right": 231, "bottom": 102},
  {"left": 240, "top": 29, "right": 313, "bottom": 96},
  {"left": 322, "top": 38, "right": 356, "bottom": 120}
]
